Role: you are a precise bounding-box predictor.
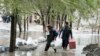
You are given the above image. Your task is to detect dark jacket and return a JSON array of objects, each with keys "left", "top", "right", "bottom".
[
  {"left": 47, "top": 29, "right": 58, "bottom": 42},
  {"left": 60, "top": 26, "right": 72, "bottom": 41}
]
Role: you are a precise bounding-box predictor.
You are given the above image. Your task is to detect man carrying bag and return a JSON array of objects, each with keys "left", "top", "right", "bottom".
[
  {"left": 44, "top": 25, "right": 58, "bottom": 52},
  {"left": 60, "top": 22, "right": 73, "bottom": 50}
]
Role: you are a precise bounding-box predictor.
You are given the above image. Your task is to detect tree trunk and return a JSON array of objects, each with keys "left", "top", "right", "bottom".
[
  {"left": 57, "top": 14, "right": 60, "bottom": 31},
  {"left": 77, "top": 16, "right": 81, "bottom": 30},
  {"left": 51, "top": 14, "right": 55, "bottom": 27},
  {"left": 17, "top": 16, "right": 22, "bottom": 33},
  {"left": 70, "top": 21, "right": 72, "bottom": 29},
  {"left": 92, "top": 27, "right": 93, "bottom": 35},
  {"left": 63, "top": 14, "right": 67, "bottom": 26},
  {"left": 69, "top": 20, "right": 73, "bottom": 37},
  {"left": 55, "top": 15, "right": 58, "bottom": 30},
  {"left": 60, "top": 14, "right": 63, "bottom": 28},
  {"left": 18, "top": 31, "right": 21, "bottom": 38},
  {"left": 97, "top": 29, "right": 99, "bottom": 43},
  {"left": 64, "top": 14, "right": 67, "bottom": 22},
  {"left": 61, "top": 13, "right": 64, "bottom": 26},
  {"left": 23, "top": 16, "right": 26, "bottom": 40},
  {"left": 98, "top": 29, "right": 99, "bottom": 35},
  {"left": 40, "top": 10, "right": 46, "bottom": 38},
  {"left": 29, "top": 15, "right": 32, "bottom": 23},
  {"left": 17, "top": 16, "right": 22, "bottom": 38},
  {"left": 96, "top": 10, "right": 99, "bottom": 43},
  {"left": 47, "top": 5, "right": 51, "bottom": 25},
  {"left": 42, "top": 16, "right": 46, "bottom": 38},
  {"left": 62, "top": 13, "right": 64, "bottom": 22},
  {"left": 41, "top": 15, "right": 45, "bottom": 31},
  {"left": 47, "top": 15, "right": 50, "bottom": 24},
  {"left": 26, "top": 17, "right": 29, "bottom": 40},
  {"left": 9, "top": 9, "right": 17, "bottom": 52}
]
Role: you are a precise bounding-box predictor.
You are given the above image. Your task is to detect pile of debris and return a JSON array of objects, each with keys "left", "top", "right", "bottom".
[
  {"left": 0, "top": 37, "right": 46, "bottom": 53},
  {"left": 82, "top": 44, "right": 100, "bottom": 56},
  {"left": 0, "top": 46, "right": 9, "bottom": 53},
  {"left": 16, "top": 45, "right": 37, "bottom": 51},
  {"left": 16, "top": 37, "right": 46, "bottom": 51}
]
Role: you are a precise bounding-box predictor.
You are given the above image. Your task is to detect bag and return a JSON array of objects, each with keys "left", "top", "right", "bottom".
[
  {"left": 50, "top": 32, "right": 63, "bottom": 49},
  {"left": 50, "top": 41, "right": 55, "bottom": 47},
  {"left": 69, "top": 38, "right": 76, "bottom": 49},
  {"left": 51, "top": 37, "right": 62, "bottom": 49}
]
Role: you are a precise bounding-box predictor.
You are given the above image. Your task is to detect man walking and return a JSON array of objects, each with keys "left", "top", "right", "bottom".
[
  {"left": 44, "top": 25, "right": 58, "bottom": 52},
  {"left": 60, "top": 22, "right": 72, "bottom": 50}
]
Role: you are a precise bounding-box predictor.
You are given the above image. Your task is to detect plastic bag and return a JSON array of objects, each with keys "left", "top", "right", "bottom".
[
  {"left": 54, "top": 37, "right": 62, "bottom": 49},
  {"left": 27, "top": 37, "right": 38, "bottom": 47},
  {"left": 50, "top": 41, "right": 55, "bottom": 47},
  {"left": 50, "top": 32, "right": 63, "bottom": 49}
]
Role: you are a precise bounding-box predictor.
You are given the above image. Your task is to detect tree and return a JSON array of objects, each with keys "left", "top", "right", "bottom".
[
  {"left": 2, "top": 0, "right": 34, "bottom": 52},
  {"left": 9, "top": 9, "right": 17, "bottom": 52},
  {"left": 1, "top": 0, "right": 99, "bottom": 52}
]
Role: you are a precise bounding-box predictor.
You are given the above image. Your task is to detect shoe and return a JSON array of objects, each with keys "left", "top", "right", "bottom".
[{"left": 54, "top": 49, "right": 57, "bottom": 53}]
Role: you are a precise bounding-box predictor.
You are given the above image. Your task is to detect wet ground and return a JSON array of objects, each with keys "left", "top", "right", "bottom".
[
  {"left": 0, "top": 43, "right": 86, "bottom": 56},
  {"left": 0, "top": 22, "right": 43, "bottom": 47},
  {"left": 0, "top": 22, "right": 100, "bottom": 56}
]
